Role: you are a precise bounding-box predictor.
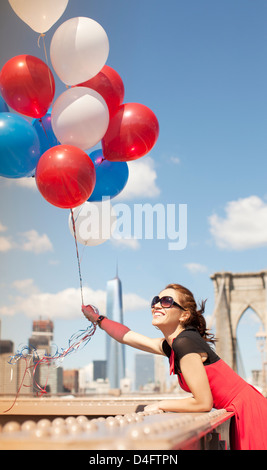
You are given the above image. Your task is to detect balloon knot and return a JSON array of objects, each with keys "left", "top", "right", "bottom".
[{"left": 37, "top": 33, "right": 46, "bottom": 48}]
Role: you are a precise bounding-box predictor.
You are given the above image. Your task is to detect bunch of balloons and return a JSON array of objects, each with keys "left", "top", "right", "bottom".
[{"left": 0, "top": 1, "right": 159, "bottom": 246}]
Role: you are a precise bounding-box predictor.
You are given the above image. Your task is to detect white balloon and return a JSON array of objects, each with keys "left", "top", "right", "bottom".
[
  {"left": 69, "top": 201, "right": 117, "bottom": 246},
  {"left": 50, "top": 17, "right": 109, "bottom": 85},
  {"left": 51, "top": 87, "right": 109, "bottom": 150},
  {"left": 8, "top": 0, "right": 68, "bottom": 33}
]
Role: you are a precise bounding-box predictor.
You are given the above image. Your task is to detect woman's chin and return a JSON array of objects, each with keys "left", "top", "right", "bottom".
[{"left": 152, "top": 318, "right": 162, "bottom": 329}]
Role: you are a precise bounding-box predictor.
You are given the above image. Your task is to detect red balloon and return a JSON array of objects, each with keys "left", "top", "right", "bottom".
[
  {"left": 77, "top": 65, "right": 124, "bottom": 117},
  {"left": 102, "top": 103, "right": 159, "bottom": 162},
  {"left": 0, "top": 55, "right": 55, "bottom": 118},
  {"left": 35, "top": 145, "right": 96, "bottom": 209}
]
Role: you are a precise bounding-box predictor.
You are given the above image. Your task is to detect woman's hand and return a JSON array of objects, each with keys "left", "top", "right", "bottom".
[
  {"left": 144, "top": 403, "right": 161, "bottom": 412},
  {"left": 82, "top": 304, "right": 100, "bottom": 323}
]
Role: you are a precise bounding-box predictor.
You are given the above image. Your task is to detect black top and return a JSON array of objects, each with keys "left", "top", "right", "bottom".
[{"left": 162, "top": 327, "right": 220, "bottom": 373}]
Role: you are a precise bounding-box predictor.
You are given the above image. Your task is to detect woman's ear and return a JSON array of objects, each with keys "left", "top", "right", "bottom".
[{"left": 180, "top": 310, "right": 190, "bottom": 325}]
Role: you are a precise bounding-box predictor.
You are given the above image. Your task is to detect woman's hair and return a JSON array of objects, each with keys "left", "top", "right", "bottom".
[{"left": 165, "top": 283, "right": 216, "bottom": 344}]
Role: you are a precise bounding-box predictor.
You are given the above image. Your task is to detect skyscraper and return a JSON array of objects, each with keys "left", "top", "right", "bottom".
[
  {"left": 28, "top": 319, "right": 63, "bottom": 395},
  {"left": 135, "top": 353, "right": 167, "bottom": 392},
  {"left": 93, "top": 360, "right": 107, "bottom": 380},
  {"left": 29, "top": 319, "right": 54, "bottom": 355},
  {"left": 106, "top": 270, "right": 125, "bottom": 388},
  {"left": 135, "top": 353, "right": 155, "bottom": 391}
]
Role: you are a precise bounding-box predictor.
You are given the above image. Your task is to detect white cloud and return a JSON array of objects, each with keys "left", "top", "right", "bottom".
[
  {"left": 19, "top": 230, "right": 53, "bottom": 254},
  {"left": 123, "top": 292, "right": 149, "bottom": 311},
  {"left": 14, "top": 177, "right": 37, "bottom": 190},
  {"left": 0, "top": 158, "right": 160, "bottom": 202},
  {"left": 49, "top": 259, "right": 60, "bottom": 266},
  {"left": 170, "top": 156, "right": 181, "bottom": 165},
  {"left": 111, "top": 237, "right": 140, "bottom": 250},
  {"left": 0, "top": 176, "right": 37, "bottom": 191},
  {"left": 0, "top": 222, "right": 7, "bottom": 232},
  {"left": 209, "top": 196, "right": 267, "bottom": 250},
  {"left": 0, "top": 287, "right": 85, "bottom": 319},
  {"left": 0, "top": 222, "right": 13, "bottom": 251},
  {"left": 184, "top": 263, "right": 208, "bottom": 274},
  {"left": 0, "top": 222, "right": 53, "bottom": 254},
  {"left": 12, "top": 278, "right": 40, "bottom": 295},
  {"left": 117, "top": 156, "right": 160, "bottom": 201},
  {"left": 0, "top": 282, "right": 149, "bottom": 319},
  {"left": 0, "top": 236, "right": 14, "bottom": 252}
]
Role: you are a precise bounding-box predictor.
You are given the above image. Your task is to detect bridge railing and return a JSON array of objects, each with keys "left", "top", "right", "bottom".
[{"left": 0, "top": 396, "right": 234, "bottom": 450}]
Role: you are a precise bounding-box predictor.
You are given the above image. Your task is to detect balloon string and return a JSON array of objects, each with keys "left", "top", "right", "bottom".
[
  {"left": 39, "top": 118, "right": 48, "bottom": 139},
  {"left": 95, "top": 156, "right": 106, "bottom": 168},
  {"left": 38, "top": 33, "right": 54, "bottom": 95},
  {"left": 70, "top": 208, "right": 84, "bottom": 306},
  {"left": 3, "top": 324, "right": 97, "bottom": 413},
  {"left": 3, "top": 357, "right": 30, "bottom": 413}
]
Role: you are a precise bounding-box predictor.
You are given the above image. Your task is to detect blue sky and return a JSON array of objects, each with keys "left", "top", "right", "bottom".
[{"left": 0, "top": 0, "right": 267, "bottom": 383}]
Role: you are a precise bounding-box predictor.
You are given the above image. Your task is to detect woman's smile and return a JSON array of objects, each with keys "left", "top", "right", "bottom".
[{"left": 152, "top": 309, "right": 166, "bottom": 318}]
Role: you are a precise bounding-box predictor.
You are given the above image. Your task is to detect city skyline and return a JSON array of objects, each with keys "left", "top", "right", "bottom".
[{"left": 0, "top": 304, "right": 172, "bottom": 394}]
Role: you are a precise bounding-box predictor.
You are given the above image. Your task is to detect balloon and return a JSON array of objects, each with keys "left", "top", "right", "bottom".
[
  {"left": 0, "top": 113, "right": 41, "bottom": 178},
  {"left": 88, "top": 149, "right": 129, "bottom": 201},
  {"left": 8, "top": 0, "right": 68, "bottom": 33},
  {"left": 102, "top": 103, "right": 159, "bottom": 162},
  {"left": 68, "top": 201, "right": 117, "bottom": 246},
  {"left": 78, "top": 65, "right": 124, "bottom": 117},
  {"left": 0, "top": 55, "right": 55, "bottom": 119},
  {"left": 32, "top": 110, "right": 58, "bottom": 155},
  {"left": 50, "top": 17, "right": 109, "bottom": 86},
  {"left": 0, "top": 96, "right": 9, "bottom": 112},
  {"left": 35, "top": 145, "right": 96, "bottom": 209},
  {"left": 51, "top": 87, "right": 109, "bottom": 150}
]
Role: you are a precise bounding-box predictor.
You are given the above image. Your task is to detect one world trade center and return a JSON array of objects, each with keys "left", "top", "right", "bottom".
[{"left": 106, "top": 271, "right": 126, "bottom": 389}]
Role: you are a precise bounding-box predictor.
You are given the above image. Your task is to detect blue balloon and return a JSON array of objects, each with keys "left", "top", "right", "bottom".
[
  {"left": 0, "top": 96, "right": 9, "bottom": 113},
  {"left": 88, "top": 149, "right": 129, "bottom": 201},
  {"left": 0, "top": 113, "right": 41, "bottom": 178},
  {"left": 32, "top": 110, "right": 58, "bottom": 155}
]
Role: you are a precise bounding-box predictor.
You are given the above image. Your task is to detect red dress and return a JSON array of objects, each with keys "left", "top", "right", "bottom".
[{"left": 163, "top": 328, "right": 267, "bottom": 450}]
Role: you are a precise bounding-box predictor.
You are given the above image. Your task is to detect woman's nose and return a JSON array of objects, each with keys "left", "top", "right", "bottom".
[{"left": 153, "top": 301, "right": 162, "bottom": 309}]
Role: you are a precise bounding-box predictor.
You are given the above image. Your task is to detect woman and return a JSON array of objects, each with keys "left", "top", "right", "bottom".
[{"left": 82, "top": 283, "right": 267, "bottom": 450}]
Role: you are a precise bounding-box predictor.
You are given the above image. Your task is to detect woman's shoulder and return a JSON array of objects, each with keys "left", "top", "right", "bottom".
[
  {"left": 173, "top": 327, "right": 202, "bottom": 345},
  {"left": 162, "top": 328, "right": 201, "bottom": 357},
  {"left": 173, "top": 327, "right": 210, "bottom": 356},
  {"left": 173, "top": 327, "right": 220, "bottom": 363}
]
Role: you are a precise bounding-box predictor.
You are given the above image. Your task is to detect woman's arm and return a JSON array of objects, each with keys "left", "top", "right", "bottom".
[
  {"left": 145, "top": 353, "right": 213, "bottom": 413},
  {"left": 82, "top": 304, "right": 165, "bottom": 356}
]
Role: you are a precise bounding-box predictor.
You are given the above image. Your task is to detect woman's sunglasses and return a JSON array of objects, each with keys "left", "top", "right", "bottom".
[{"left": 151, "top": 295, "right": 186, "bottom": 311}]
